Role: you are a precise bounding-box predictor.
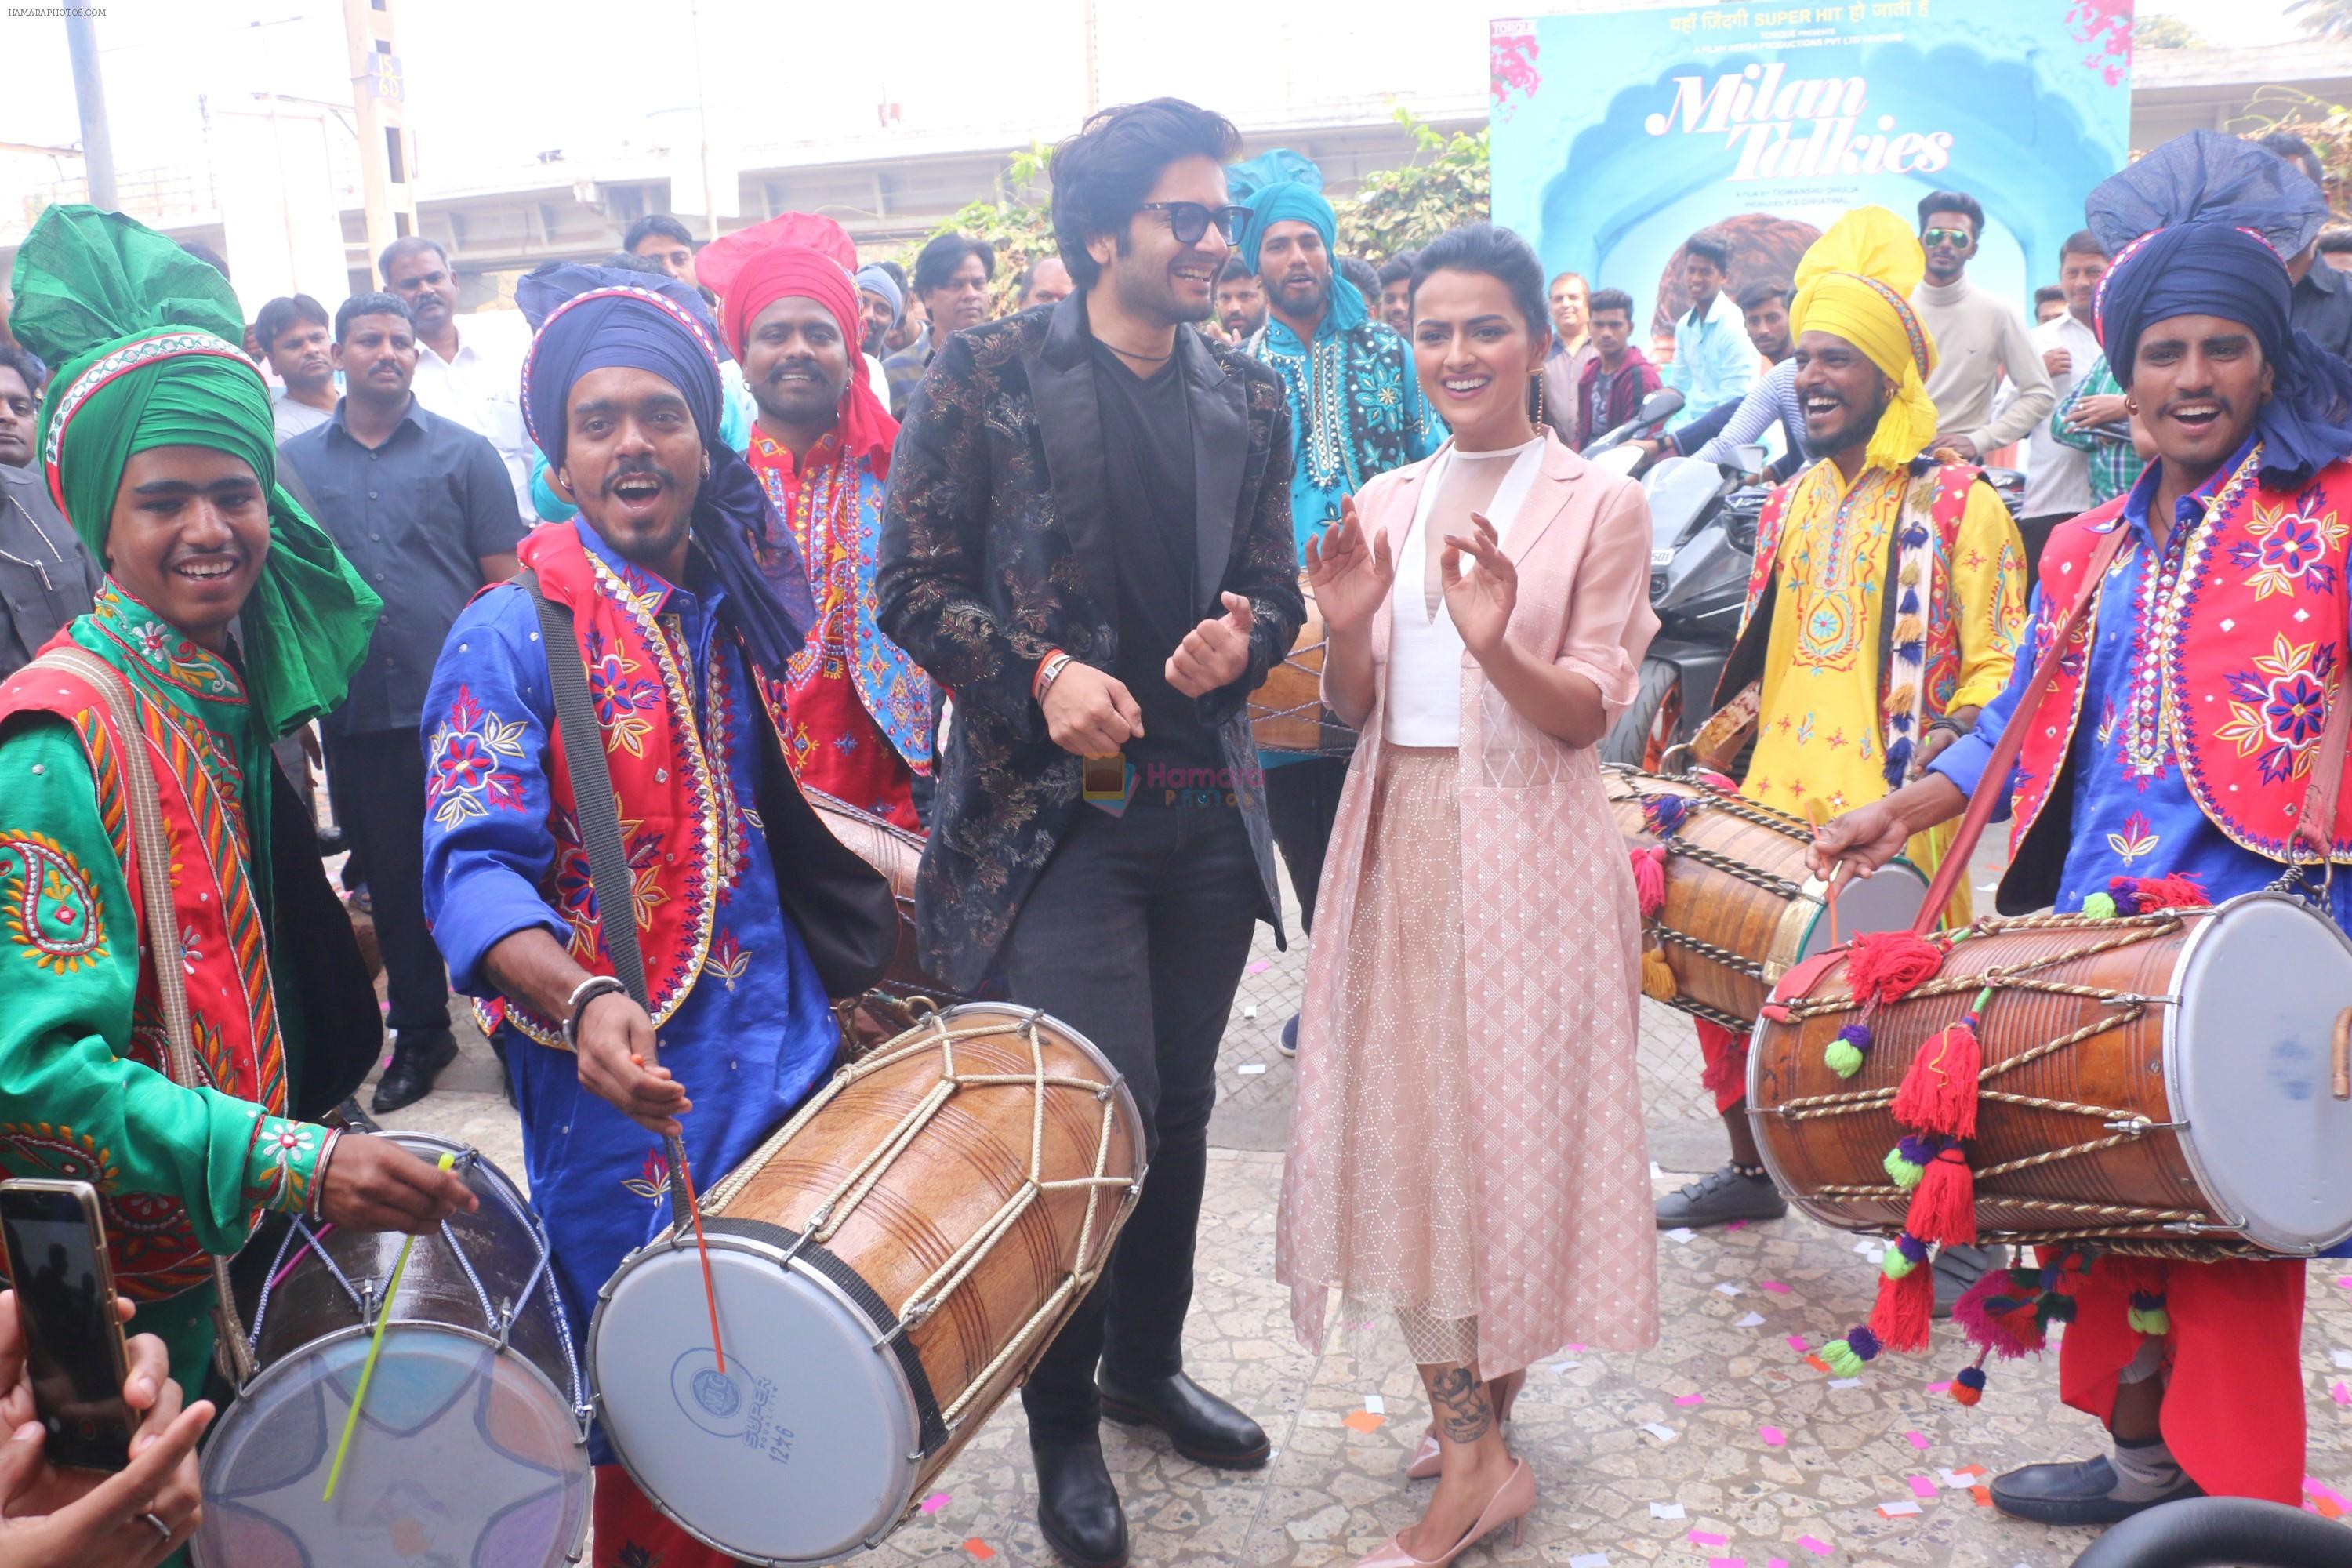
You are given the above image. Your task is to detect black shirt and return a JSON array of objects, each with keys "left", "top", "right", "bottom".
[
  {"left": 1089, "top": 342, "right": 1222, "bottom": 786},
  {"left": 0, "top": 462, "right": 99, "bottom": 678},
  {"left": 2294, "top": 259, "right": 2352, "bottom": 364},
  {"left": 279, "top": 397, "right": 526, "bottom": 735}
]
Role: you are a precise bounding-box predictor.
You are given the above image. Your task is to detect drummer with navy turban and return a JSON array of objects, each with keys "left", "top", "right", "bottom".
[
  {"left": 419, "top": 266, "right": 862, "bottom": 1568},
  {"left": 1813, "top": 130, "right": 2352, "bottom": 1527}
]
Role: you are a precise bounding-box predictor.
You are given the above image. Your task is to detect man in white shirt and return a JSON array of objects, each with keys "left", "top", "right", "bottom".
[
  {"left": 2016, "top": 230, "right": 2109, "bottom": 575},
  {"left": 379, "top": 235, "right": 536, "bottom": 519},
  {"left": 1911, "top": 191, "right": 2055, "bottom": 466},
  {"left": 256, "top": 294, "right": 337, "bottom": 443}
]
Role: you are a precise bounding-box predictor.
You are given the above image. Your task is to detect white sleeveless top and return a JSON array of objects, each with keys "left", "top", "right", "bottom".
[{"left": 1384, "top": 436, "right": 1546, "bottom": 746}]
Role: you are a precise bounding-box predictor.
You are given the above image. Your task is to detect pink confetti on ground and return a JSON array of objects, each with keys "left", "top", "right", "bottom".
[
  {"left": 1786, "top": 1334, "right": 1809, "bottom": 1353},
  {"left": 1905, "top": 1431, "right": 1930, "bottom": 1450},
  {"left": 1675, "top": 1392, "right": 1706, "bottom": 1406},
  {"left": 1246, "top": 960, "right": 1269, "bottom": 974},
  {"left": 2337, "top": 1276, "right": 2352, "bottom": 1290},
  {"left": 2333, "top": 1381, "right": 2351, "bottom": 1406},
  {"left": 1925, "top": 1381, "right": 1951, "bottom": 1395},
  {"left": 1726, "top": 1219, "right": 1749, "bottom": 1230},
  {"left": 2306, "top": 1478, "right": 2349, "bottom": 1507},
  {"left": 1760, "top": 1425, "right": 1787, "bottom": 1446},
  {"left": 1688, "top": 1530, "right": 1728, "bottom": 1546},
  {"left": 1769, "top": 1560, "right": 1791, "bottom": 1568},
  {"left": 1566, "top": 1343, "right": 1587, "bottom": 1352},
  {"left": 1759, "top": 1280, "right": 1791, "bottom": 1294},
  {"left": 1709, "top": 1559, "right": 1744, "bottom": 1568},
  {"left": 1796, "top": 1535, "right": 1832, "bottom": 1555},
  {"left": 1907, "top": 1475, "right": 1938, "bottom": 1499},
  {"left": 920, "top": 1493, "right": 951, "bottom": 1514}
]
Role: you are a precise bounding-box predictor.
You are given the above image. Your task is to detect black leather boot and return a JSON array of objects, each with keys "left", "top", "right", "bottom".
[
  {"left": 1098, "top": 1370, "right": 1269, "bottom": 1468},
  {"left": 370, "top": 1028, "right": 458, "bottom": 1114},
  {"left": 1033, "top": 1436, "right": 1127, "bottom": 1567}
]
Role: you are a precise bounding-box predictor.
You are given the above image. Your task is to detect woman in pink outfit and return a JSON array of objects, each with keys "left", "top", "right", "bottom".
[{"left": 1276, "top": 224, "right": 1662, "bottom": 1567}]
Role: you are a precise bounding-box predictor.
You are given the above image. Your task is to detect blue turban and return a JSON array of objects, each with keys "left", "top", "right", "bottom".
[
  {"left": 854, "top": 264, "right": 903, "bottom": 325},
  {"left": 1238, "top": 182, "right": 1367, "bottom": 332},
  {"left": 2089, "top": 130, "right": 2352, "bottom": 487},
  {"left": 517, "top": 263, "right": 813, "bottom": 671}
]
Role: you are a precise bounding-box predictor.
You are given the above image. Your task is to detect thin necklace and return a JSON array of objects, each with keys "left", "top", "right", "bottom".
[{"left": 1, "top": 493, "right": 66, "bottom": 591}]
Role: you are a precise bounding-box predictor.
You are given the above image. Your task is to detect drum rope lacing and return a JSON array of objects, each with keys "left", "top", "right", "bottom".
[
  {"left": 246, "top": 1152, "right": 590, "bottom": 1423},
  {"left": 1759, "top": 909, "right": 2271, "bottom": 1258},
  {"left": 697, "top": 1010, "right": 1139, "bottom": 1429}
]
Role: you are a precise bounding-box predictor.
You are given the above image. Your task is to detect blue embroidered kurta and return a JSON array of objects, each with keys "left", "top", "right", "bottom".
[
  {"left": 1251, "top": 316, "right": 1443, "bottom": 554},
  {"left": 419, "top": 520, "right": 839, "bottom": 1462},
  {"left": 1933, "top": 437, "right": 2352, "bottom": 926}
]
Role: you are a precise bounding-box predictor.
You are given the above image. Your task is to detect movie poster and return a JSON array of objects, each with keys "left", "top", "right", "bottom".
[{"left": 1489, "top": 0, "right": 2134, "bottom": 336}]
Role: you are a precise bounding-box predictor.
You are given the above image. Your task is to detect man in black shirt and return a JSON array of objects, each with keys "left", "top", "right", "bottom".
[
  {"left": 0, "top": 346, "right": 99, "bottom": 678},
  {"left": 280, "top": 293, "right": 526, "bottom": 1112},
  {"left": 880, "top": 99, "right": 1303, "bottom": 1568}
]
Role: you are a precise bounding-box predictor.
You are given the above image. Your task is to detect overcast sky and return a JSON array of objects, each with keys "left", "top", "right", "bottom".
[{"left": 0, "top": 0, "right": 2311, "bottom": 191}]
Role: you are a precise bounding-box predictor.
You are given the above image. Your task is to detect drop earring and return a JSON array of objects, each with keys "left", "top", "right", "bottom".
[{"left": 1531, "top": 370, "right": 1547, "bottom": 432}]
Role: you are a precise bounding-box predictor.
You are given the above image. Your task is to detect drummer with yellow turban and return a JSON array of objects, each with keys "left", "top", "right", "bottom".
[{"left": 1655, "top": 207, "right": 2026, "bottom": 1234}]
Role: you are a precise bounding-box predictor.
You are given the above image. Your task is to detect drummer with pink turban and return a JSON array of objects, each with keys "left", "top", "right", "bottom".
[{"left": 722, "top": 239, "right": 936, "bottom": 827}]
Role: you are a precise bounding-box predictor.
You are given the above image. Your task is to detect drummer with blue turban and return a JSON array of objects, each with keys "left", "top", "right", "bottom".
[
  {"left": 1813, "top": 130, "right": 2352, "bottom": 1529},
  {"left": 1229, "top": 151, "right": 1442, "bottom": 1054},
  {"left": 420, "top": 267, "right": 884, "bottom": 1568}
]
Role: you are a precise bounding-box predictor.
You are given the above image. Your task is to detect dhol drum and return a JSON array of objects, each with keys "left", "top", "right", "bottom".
[
  {"left": 194, "top": 1132, "right": 591, "bottom": 1568},
  {"left": 1606, "top": 765, "right": 1929, "bottom": 1030},
  {"left": 1748, "top": 891, "right": 2352, "bottom": 1255},
  {"left": 1247, "top": 574, "right": 1355, "bottom": 755},
  {"left": 808, "top": 789, "right": 967, "bottom": 1053},
  {"left": 588, "top": 1004, "right": 1145, "bottom": 1565}
]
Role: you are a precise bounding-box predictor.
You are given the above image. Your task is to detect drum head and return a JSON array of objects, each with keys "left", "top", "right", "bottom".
[
  {"left": 194, "top": 1325, "right": 590, "bottom": 1568},
  {"left": 2171, "top": 892, "right": 2352, "bottom": 1253},
  {"left": 590, "top": 1240, "right": 919, "bottom": 1565},
  {"left": 1795, "top": 858, "right": 1929, "bottom": 961}
]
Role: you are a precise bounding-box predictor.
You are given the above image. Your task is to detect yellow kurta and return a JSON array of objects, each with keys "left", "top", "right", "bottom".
[{"left": 1746, "top": 461, "right": 2024, "bottom": 926}]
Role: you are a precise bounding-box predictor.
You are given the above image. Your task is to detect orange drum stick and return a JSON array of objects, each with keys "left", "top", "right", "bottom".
[{"left": 666, "top": 1132, "right": 725, "bottom": 1374}]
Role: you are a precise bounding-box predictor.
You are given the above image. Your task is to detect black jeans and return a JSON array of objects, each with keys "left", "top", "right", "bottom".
[
  {"left": 324, "top": 727, "right": 451, "bottom": 1038},
  {"left": 1000, "top": 800, "right": 1262, "bottom": 1443},
  {"left": 1262, "top": 753, "right": 1350, "bottom": 935}
]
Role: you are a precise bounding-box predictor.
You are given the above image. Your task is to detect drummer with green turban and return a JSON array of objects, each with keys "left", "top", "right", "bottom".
[{"left": 0, "top": 205, "right": 474, "bottom": 1403}]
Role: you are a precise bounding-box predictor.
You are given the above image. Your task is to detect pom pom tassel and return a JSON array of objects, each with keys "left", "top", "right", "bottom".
[
  {"left": 1827, "top": 1022, "right": 1872, "bottom": 1079},
  {"left": 2128, "top": 1290, "right": 2172, "bottom": 1336},
  {"left": 1642, "top": 793, "right": 1691, "bottom": 837},
  {"left": 2080, "top": 891, "right": 2118, "bottom": 920},
  {"left": 1845, "top": 931, "right": 1945, "bottom": 1006},
  {"left": 1870, "top": 1263, "right": 1935, "bottom": 1353},
  {"left": 1641, "top": 945, "right": 1679, "bottom": 1002},
  {"left": 1907, "top": 1145, "right": 1978, "bottom": 1244},
  {"left": 1822, "top": 1326, "right": 1882, "bottom": 1377},
  {"left": 1882, "top": 1138, "right": 1929, "bottom": 1191},
  {"left": 2115, "top": 873, "right": 2210, "bottom": 913},
  {"left": 1630, "top": 845, "right": 1667, "bottom": 919},
  {"left": 1892, "top": 1010, "right": 1984, "bottom": 1139},
  {"left": 1951, "top": 1361, "right": 1989, "bottom": 1407}
]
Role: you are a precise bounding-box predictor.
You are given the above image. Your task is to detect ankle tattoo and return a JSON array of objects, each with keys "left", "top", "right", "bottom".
[{"left": 1428, "top": 1365, "right": 1494, "bottom": 1444}]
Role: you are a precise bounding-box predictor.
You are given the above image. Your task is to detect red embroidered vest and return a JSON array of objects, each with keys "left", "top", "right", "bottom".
[
  {"left": 2008, "top": 450, "right": 2352, "bottom": 861},
  {"left": 475, "top": 526, "right": 758, "bottom": 1048},
  {"left": 0, "top": 652, "right": 286, "bottom": 1299}
]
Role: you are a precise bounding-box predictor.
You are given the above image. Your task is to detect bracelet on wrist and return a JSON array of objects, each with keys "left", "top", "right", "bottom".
[
  {"left": 561, "top": 974, "right": 630, "bottom": 1049},
  {"left": 307, "top": 1128, "right": 342, "bottom": 1222},
  {"left": 1035, "top": 653, "right": 1076, "bottom": 705},
  {"left": 1032, "top": 648, "right": 1069, "bottom": 701}
]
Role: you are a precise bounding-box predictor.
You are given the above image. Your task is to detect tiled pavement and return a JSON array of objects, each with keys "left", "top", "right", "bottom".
[{"left": 371, "top": 846, "right": 2352, "bottom": 1567}]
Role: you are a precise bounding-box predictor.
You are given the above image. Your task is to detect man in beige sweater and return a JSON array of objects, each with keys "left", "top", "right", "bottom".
[{"left": 1909, "top": 189, "right": 2054, "bottom": 463}]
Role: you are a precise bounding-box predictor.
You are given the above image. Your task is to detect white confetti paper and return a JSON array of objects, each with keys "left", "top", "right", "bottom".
[
  {"left": 1236, "top": 1063, "right": 1268, "bottom": 1076},
  {"left": 1714, "top": 1283, "right": 1742, "bottom": 1296},
  {"left": 1829, "top": 1377, "right": 1862, "bottom": 1389},
  {"left": 1649, "top": 1502, "right": 1686, "bottom": 1520},
  {"left": 1363, "top": 1393, "right": 1385, "bottom": 1415},
  {"left": 1736, "top": 1312, "right": 1766, "bottom": 1327},
  {"left": 1571, "top": 1555, "right": 1611, "bottom": 1568},
  {"left": 1551, "top": 1360, "right": 1582, "bottom": 1374},
  {"left": 1878, "top": 1499, "right": 1923, "bottom": 1517},
  {"left": 1640, "top": 1422, "right": 1677, "bottom": 1443},
  {"left": 2333, "top": 1348, "right": 2352, "bottom": 1370},
  {"left": 1666, "top": 1228, "right": 1696, "bottom": 1244}
]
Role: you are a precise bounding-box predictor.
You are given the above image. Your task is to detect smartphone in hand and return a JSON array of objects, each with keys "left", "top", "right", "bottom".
[{"left": 0, "top": 1180, "right": 132, "bottom": 1470}]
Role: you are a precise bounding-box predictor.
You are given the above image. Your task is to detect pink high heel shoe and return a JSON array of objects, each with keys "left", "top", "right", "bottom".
[
  {"left": 1406, "top": 1373, "right": 1524, "bottom": 1480},
  {"left": 1352, "top": 1458, "right": 1536, "bottom": 1567}
]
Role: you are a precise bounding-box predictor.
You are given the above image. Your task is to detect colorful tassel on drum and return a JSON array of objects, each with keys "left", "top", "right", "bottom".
[
  {"left": 1953, "top": 1268, "right": 2046, "bottom": 1359},
  {"left": 1891, "top": 991, "right": 1989, "bottom": 1140},
  {"left": 2111, "top": 873, "right": 2210, "bottom": 914},
  {"left": 1641, "top": 944, "right": 1679, "bottom": 1002},
  {"left": 1822, "top": 1326, "right": 1882, "bottom": 1377},
  {"left": 1845, "top": 930, "right": 1945, "bottom": 1006},
  {"left": 1882, "top": 1134, "right": 1940, "bottom": 1192},
  {"left": 1871, "top": 1234, "right": 1935, "bottom": 1352},
  {"left": 2128, "top": 1291, "right": 2172, "bottom": 1336},
  {"left": 1827, "top": 1021, "right": 1873, "bottom": 1079},
  {"left": 1642, "top": 793, "right": 1691, "bottom": 837},
  {"left": 1630, "top": 845, "right": 1667, "bottom": 919},
  {"left": 1907, "top": 1146, "right": 1978, "bottom": 1245},
  {"left": 1950, "top": 1359, "right": 1990, "bottom": 1407},
  {"left": 2081, "top": 891, "right": 2118, "bottom": 919}
]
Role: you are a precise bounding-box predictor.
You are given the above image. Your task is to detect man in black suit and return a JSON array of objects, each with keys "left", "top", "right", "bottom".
[{"left": 879, "top": 96, "right": 1305, "bottom": 1568}]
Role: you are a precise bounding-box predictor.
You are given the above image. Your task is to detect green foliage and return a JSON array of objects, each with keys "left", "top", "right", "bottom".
[
  {"left": 2134, "top": 12, "right": 2204, "bottom": 47},
  {"left": 1330, "top": 107, "right": 1492, "bottom": 263},
  {"left": 2231, "top": 87, "right": 2352, "bottom": 212},
  {"left": 2292, "top": 0, "right": 2352, "bottom": 40}
]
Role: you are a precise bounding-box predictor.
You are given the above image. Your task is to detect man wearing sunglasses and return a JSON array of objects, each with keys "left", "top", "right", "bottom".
[
  {"left": 879, "top": 96, "right": 1305, "bottom": 1568},
  {"left": 1225, "top": 151, "right": 1443, "bottom": 1059},
  {"left": 1909, "top": 188, "right": 2055, "bottom": 465}
]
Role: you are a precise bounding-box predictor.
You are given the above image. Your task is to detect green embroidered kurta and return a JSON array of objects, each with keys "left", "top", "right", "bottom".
[{"left": 0, "top": 585, "right": 328, "bottom": 1392}]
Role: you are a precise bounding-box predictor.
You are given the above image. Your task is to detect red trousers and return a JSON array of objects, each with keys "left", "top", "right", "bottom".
[
  {"left": 593, "top": 1464, "right": 738, "bottom": 1568},
  {"left": 2052, "top": 1254, "right": 2307, "bottom": 1504},
  {"left": 1697, "top": 1018, "right": 1749, "bottom": 1114}
]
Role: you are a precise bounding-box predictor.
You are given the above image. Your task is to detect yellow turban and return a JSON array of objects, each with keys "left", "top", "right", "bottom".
[{"left": 1789, "top": 206, "right": 1940, "bottom": 473}]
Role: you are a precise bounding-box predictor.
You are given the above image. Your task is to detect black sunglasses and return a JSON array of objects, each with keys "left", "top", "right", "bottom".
[{"left": 1138, "top": 201, "right": 1251, "bottom": 246}]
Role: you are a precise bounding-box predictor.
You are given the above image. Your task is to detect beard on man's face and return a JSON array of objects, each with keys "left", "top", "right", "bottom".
[{"left": 1801, "top": 379, "right": 1894, "bottom": 459}]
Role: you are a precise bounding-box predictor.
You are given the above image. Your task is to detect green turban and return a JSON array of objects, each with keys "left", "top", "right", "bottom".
[{"left": 8, "top": 205, "right": 381, "bottom": 739}]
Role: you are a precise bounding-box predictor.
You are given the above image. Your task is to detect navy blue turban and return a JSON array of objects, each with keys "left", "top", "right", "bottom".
[
  {"left": 517, "top": 263, "right": 812, "bottom": 672},
  {"left": 2089, "top": 131, "right": 2352, "bottom": 487}
]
